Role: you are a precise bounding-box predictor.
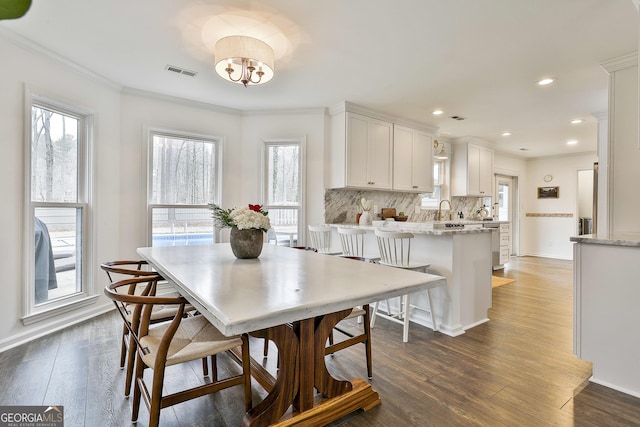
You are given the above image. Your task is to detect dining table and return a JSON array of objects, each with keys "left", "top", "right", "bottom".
[{"left": 137, "top": 243, "right": 446, "bottom": 426}]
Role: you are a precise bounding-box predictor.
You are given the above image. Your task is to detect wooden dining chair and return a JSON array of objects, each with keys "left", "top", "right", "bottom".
[
  {"left": 100, "top": 260, "right": 202, "bottom": 398},
  {"left": 371, "top": 229, "right": 442, "bottom": 342},
  {"left": 104, "top": 275, "right": 252, "bottom": 427}
]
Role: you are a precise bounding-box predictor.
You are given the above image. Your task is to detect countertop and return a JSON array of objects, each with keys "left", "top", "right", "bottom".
[
  {"left": 329, "top": 221, "right": 499, "bottom": 236},
  {"left": 570, "top": 233, "right": 640, "bottom": 247}
]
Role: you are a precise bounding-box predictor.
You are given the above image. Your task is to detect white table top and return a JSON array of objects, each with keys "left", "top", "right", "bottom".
[{"left": 137, "top": 243, "right": 446, "bottom": 336}]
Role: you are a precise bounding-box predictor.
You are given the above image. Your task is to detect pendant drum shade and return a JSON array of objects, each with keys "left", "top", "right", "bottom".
[{"left": 214, "top": 36, "right": 275, "bottom": 86}]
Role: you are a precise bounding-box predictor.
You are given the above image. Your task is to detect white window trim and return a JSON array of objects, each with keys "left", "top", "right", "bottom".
[
  {"left": 22, "top": 86, "right": 96, "bottom": 324},
  {"left": 261, "top": 137, "right": 306, "bottom": 245},
  {"left": 145, "top": 127, "right": 223, "bottom": 244}
]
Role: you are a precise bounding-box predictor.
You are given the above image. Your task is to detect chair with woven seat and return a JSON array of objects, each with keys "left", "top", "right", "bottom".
[
  {"left": 104, "top": 275, "right": 252, "bottom": 427},
  {"left": 371, "top": 229, "right": 442, "bottom": 342},
  {"left": 100, "top": 260, "right": 202, "bottom": 398}
]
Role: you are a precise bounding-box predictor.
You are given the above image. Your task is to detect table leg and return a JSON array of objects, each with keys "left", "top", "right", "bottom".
[{"left": 243, "top": 325, "right": 299, "bottom": 427}]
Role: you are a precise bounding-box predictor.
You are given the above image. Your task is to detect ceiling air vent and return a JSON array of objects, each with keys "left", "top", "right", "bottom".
[
  {"left": 165, "top": 65, "right": 198, "bottom": 77},
  {"left": 449, "top": 115, "right": 466, "bottom": 121}
]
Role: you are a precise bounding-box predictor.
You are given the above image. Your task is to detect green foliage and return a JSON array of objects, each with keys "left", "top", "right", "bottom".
[
  {"left": 209, "top": 204, "right": 234, "bottom": 228},
  {"left": 0, "top": 0, "right": 32, "bottom": 20}
]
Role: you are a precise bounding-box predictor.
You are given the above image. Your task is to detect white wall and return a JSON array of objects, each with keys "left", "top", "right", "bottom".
[
  {"left": 522, "top": 153, "right": 597, "bottom": 259},
  {"left": 0, "top": 35, "right": 121, "bottom": 349}
]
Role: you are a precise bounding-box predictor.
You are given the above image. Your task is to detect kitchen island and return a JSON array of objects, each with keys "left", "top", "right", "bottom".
[
  {"left": 329, "top": 221, "right": 493, "bottom": 337},
  {"left": 571, "top": 233, "right": 640, "bottom": 397}
]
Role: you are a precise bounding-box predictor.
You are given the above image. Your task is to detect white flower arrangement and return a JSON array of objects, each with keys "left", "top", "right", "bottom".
[{"left": 210, "top": 203, "right": 271, "bottom": 232}]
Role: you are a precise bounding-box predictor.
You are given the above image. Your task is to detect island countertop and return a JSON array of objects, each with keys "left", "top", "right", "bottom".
[
  {"left": 329, "top": 221, "right": 495, "bottom": 236},
  {"left": 570, "top": 233, "right": 640, "bottom": 247}
]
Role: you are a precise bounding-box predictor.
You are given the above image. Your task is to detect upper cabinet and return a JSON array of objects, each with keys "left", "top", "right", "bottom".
[
  {"left": 451, "top": 141, "right": 494, "bottom": 197},
  {"left": 393, "top": 125, "right": 434, "bottom": 192},
  {"left": 345, "top": 113, "right": 393, "bottom": 189},
  {"left": 328, "top": 102, "right": 437, "bottom": 192}
]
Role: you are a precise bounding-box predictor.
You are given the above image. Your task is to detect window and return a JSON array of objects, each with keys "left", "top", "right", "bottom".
[
  {"left": 148, "top": 131, "right": 220, "bottom": 246},
  {"left": 26, "top": 97, "right": 91, "bottom": 317},
  {"left": 263, "top": 139, "right": 305, "bottom": 247},
  {"left": 421, "top": 160, "right": 444, "bottom": 208}
]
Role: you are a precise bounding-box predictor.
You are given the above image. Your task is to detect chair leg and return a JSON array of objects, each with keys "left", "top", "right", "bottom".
[
  {"left": 211, "top": 355, "right": 218, "bottom": 382},
  {"left": 370, "top": 302, "right": 379, "bottom": 328},
  {"left": 241, "top": 334, "right": 253, "bottom": 412},
  {"left": 124, "top": 332, "right": 137, "bottom": 397},
  {"left": 426, "top": 288, "right": 438, "bottom": 332},
  {"left": 131, "top": 353, "right": 145, "bottom": 423},
  {"left": 402, "top": 294, "right": 410, "bottom": 343},
  {"left": 202, "top": 357, "right": 209, "bottom": 377},
  {"left": 263, "top": 338, "right": 269, "bottom": 358},
  {"left": 148, "top": 360, "right": 167, "bottom": 427},
  {"left": 120, "top": 324, "right": 128, "bottom": 368},
  {"left": 363, "top": 305, "right": 373, "bottom": 379}
]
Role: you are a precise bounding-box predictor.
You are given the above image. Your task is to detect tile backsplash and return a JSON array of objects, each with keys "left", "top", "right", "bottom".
[{"left": 324, "top": 188, "right": 487, "bottom": 224}]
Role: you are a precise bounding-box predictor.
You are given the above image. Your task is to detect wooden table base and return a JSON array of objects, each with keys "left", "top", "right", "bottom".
[{"left": 241, "top": 309, "right": 380, "bottom": 426}]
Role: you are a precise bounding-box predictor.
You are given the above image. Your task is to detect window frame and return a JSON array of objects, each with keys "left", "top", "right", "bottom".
[
  {"left": 146, "top": 128, "right": 222, "bottom": 245},
  {"left": 23, "top": 89, "right": 96, "bottom": 324},
  {"left": 261, "top": 138, "right": 306, "bottom": 246},
  {"left": 421, "top": 159, "right": 446, "bottom": 209}
]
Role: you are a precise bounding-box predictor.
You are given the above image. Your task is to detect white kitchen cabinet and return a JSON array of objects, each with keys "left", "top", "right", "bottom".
[
  {"left": 499, "top": 223, "right": 511, "bottom": 265},
  {"left": 328, "top": 110, "right": 393, "bottom": 190},
  {"left": 451, "top": 142, "right": 494, "bottom": 197},
  {"left": 345, "top": 113, "right": 393, "bottom": 189},
  {"left": 393, "top": 125, "right": 434, "bottom": 192}
]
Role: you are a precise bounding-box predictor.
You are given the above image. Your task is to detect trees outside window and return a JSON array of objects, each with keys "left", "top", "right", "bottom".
[
  {"left": 148, "top": 131, "right": 220, "bottom": 246},
  {"left": 27, "top": 100, "right": 90, "bottom": 313}
]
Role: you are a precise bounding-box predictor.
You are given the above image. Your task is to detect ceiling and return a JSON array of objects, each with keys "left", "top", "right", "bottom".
[{"left": 1, "top": 0, "right": 638, "bottom": 158}]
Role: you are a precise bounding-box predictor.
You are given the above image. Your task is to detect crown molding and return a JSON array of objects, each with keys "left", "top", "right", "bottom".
[
  {"left": 329, "top": 101, "right": 438, "bottom": 134},
  {"left": 242, "top": 107, "right": 327, "bottom": 117},
  {"left": 122, "top": 87, "right": 241, "bottom": 115},
  {"left": 600, "top": 52, "right": 638, "bottom": 73},
  {"left": 0, "top": 26, "right": 122, "bottom": 91}
]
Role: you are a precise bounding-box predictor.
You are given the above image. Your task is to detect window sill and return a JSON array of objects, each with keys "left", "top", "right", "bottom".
[{"left": 21, "top": 294, "right": 100, "bottom": 326}]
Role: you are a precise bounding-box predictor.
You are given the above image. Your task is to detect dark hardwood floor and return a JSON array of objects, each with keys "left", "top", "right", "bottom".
[{"left": 1, "top": 256, "right": 639, "bottom": 426}]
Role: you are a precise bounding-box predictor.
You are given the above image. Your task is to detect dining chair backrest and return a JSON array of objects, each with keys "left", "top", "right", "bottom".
[
  {"left": 337, "top": 227, "right": 366, "bottom": 257},
  {"left": 374, "top": 229, "right": 415, "bottom": 268},
  {"left": 308, "top": 225, "right": 333, "bottom": 254}
]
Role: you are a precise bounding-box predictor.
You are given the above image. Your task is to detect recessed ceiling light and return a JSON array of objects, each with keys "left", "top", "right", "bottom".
[
  {"left": 571, "top": 119, "right": 583, "bottom": 125},
  {"left": 432, "top": 109, "right": 443, "bottom": 115},
  {"left": 501, "top": 132, "right": 511, "bottom": 137},
  {"left": 538, "top": 78, "right": 555, "bottom": 86},
  {"left": 567, "top": 140, "right": 578, "bottom": 145}
]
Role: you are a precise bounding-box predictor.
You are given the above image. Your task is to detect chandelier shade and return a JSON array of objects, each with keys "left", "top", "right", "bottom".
[
  {"left": 214, "top": 36, "right": 275, "bottom": 87},
  {"left": 434, "top": 140, "right": 449, "bottom": 160}
]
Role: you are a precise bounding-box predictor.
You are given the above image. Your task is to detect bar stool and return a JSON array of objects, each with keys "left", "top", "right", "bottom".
[
  {"left": 371, "top": 229, "right": 443, "bottom": 342},
  {"left": 337, "top": 227, "right": 366, "bottom": 257},
  {"left": 308, "top": 224, "right": 338, "bottom": 254}
]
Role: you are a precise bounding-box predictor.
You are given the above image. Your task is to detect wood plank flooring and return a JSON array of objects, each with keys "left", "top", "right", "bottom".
[{"left": 1, "top": 256, "right": 639, "bottom": 426}]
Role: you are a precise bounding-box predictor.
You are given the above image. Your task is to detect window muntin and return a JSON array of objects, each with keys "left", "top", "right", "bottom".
[
  {"left": 149, "top": 132, "right": 219, "bottom": 246},
  {"left": 28, "top": 101, "right": 88, "bottom": 309}
]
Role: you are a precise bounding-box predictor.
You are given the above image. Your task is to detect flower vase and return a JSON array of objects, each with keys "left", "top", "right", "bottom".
[
  {"left": 359, "top": 211, "right": 372, "bottom": 226},
  {"left": 229, "top": 227, "right": 264, "bottom": 259}
]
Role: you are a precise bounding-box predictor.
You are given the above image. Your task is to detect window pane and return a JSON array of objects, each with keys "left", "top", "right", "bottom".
[
  {"left": 34, "top": 207, "right": 82, "bottom": 304},
  {"left": 267, "top": 145, "right": 299, "bottom": 205},
  {"left": 498, "top": 183, "right": 509, "bottom": 221},
  {"left": 421, "top": 186, "right": 441, "bottom": 208},
  {"left": 31, "top": 106, "right": 78, "bottom": 202},
  {"left": 151, "top": 135, "right": 216, "bottom": 205},
  {"left": 151, "top": 207, "right": 214, "bottom": 246}
]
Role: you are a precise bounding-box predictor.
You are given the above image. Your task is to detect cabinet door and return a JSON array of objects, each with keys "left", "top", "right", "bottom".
[
  {"left": 346, "top": 113, "right": 370, "bottom": 188},
  {"left": 467, "top": 143, "right": 481, "bottom": 195},
  {"left": 412, "top": 131, "right": 433, "bottom": 192},
  {"left": 369, "top": 119, "right": 393, "bottom": 189},
  {"left": 478, "top": 146, "right": 494, "bottom": 195},
  {"left": 393, "top": 125, "right": 414, "bottom": 191}
]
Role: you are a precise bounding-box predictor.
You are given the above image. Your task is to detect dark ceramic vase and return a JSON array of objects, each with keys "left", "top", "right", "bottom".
[{"left": 229, "top": 227, "right": 264, "bottom": 259}]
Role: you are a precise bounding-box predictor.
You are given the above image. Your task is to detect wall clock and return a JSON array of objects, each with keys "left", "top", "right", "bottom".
[{"left": 543, "top": 174, "right": 553, "bottom": 182}]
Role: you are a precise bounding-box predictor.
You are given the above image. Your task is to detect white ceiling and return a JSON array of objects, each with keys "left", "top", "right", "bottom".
[{"left": 2, "top": 0, "right": 638, "bottom": 158}]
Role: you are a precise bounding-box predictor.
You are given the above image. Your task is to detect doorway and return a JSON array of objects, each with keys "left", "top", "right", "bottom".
[
  {"left": 576, "top": 169, "right": 594, "bottom": 235},
  {"left": 495, "top": 174, "right": 519, "bottom": 256}
]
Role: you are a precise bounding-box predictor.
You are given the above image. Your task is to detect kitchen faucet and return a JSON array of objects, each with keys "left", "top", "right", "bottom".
[{"left": 437, "top": 199, "right": 452, "bottom": 221}]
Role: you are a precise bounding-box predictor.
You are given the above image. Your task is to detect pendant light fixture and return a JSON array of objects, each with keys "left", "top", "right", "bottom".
[{"left": 214, "top": 36, "right": 275, "bottom": 87}]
